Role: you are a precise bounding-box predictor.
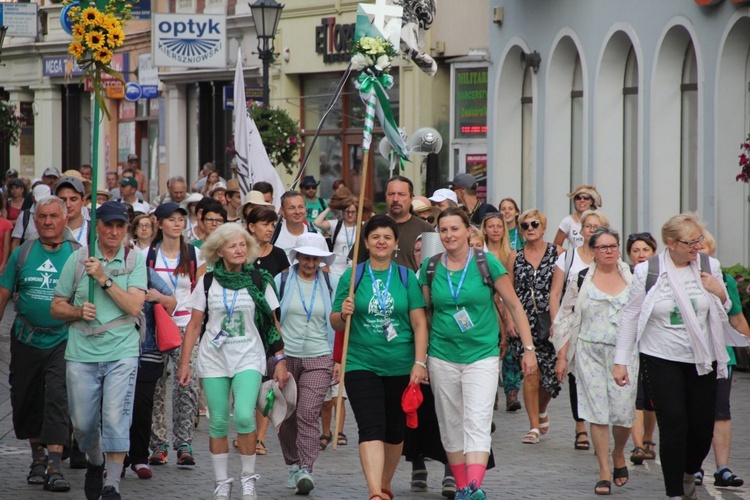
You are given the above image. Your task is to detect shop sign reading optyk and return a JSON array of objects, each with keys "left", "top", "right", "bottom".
[{"left": 152, "top": 13, "right": 227, "bottom": 68}]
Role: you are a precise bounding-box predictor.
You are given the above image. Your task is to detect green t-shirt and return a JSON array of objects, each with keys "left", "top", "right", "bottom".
[
  {"left": 333, "top": 261, "right": 425, "bottom": 376},
  {"left": 419, "top": 252, "right": 506, "bottom": 364},
  {"left": 725, "top": 273, "right": 741, "bottom": 366},
  {"left": 0, "top": 240, "right": 76, "bottom": 349},
  {"left": 55, "top": 242, "right": 148, "bottom": 362},
  {"left": 305, "top": 197, "right": 327, "bottom": 228},
  {"left": 192, "top": 240, "right": 203, "bottom": 249}
]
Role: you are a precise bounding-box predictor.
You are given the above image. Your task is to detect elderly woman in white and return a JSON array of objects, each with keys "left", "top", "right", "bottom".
[
  {"left": 611, "top": 214, "right": 749, "bottom": 500},
  {"left": 274, "top": 233, "right": 338, "bottom": 496},
  {"left": 553, "top": 228, "right": 634, "bottom": 496}
]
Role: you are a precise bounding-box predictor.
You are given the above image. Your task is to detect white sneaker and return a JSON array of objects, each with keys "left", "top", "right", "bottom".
[
  {"left": 294, "top": 466, "right": 315, "bottom": 495},
  {"left": 286, "top": 464, "right": 299, "bottom": 488},
  {"left": 241, "top": 473, "right": 260, "bottom": 500},
  {"left": 213, "top": 478, "right": 234, "bottom": 500}
]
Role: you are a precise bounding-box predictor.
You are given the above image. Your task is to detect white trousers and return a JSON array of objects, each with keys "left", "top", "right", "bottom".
[{"left": 428, "top": 355, "right": 499, "bottom": 454}]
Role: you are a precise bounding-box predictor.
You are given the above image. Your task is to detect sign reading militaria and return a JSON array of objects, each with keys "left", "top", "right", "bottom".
[
  {"left": 152, "top": 13, "right": 227, "bottom": 68},
  {"left": 454, "top": 68, "right": 488, "bottom": 138}
]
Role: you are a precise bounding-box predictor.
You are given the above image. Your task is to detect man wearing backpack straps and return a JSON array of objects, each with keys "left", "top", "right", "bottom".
[
  {"left": 51, "top": 201, "right": 147, "bottom": 500},
  {"left": 0, "top": 197, "right": 79, "bottom": 493}
]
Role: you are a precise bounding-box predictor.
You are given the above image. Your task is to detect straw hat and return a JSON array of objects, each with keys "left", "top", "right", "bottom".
[{"left": 256, "top": 376, "right": 297, "bottom": 431}]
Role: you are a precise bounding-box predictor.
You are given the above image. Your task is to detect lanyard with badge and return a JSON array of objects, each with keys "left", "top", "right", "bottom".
[
  {"left": 76, "top": 220, "right": 87, "bottom": 243},
  {"left": 212, "top": 287, "right": 239, "bottom": 348},
  {"left": 446, "top": 249, "right": 474, "bottom": 332},
  {"left": 296, "top": 273, "right": 319, "bottom": 326},
  {"left": 158, "top": 244, "right": 180, "bottom": 290},
  {"left": 368, "top": 262, "right": 398, "bottom": 341}
]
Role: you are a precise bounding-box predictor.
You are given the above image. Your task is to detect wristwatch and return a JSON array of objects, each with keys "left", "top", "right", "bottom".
[
  {"left": 101, "top": 278, "right": 114, "bottom": 290},
  {"left": 523, "top": 345, "right": 536, "bottom": 351}
]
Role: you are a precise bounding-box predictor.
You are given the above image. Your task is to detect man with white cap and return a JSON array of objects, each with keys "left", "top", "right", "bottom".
[
  {"left": 11, "top": 184, "right": 53, "bottom": 251},
  {"left": 428, "top": 188, "right": 458, "bottom": 211},
  {"left": 56, "top": 176, "right": 91, "bottom": 247},
  {"left": 449, "top": 173, "right": 496, "bottom": 226}
]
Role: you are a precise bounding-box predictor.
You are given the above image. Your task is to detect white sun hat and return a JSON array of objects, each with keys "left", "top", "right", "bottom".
[{"left": 288, "top": 232, "right": 336, "bottom": 267}]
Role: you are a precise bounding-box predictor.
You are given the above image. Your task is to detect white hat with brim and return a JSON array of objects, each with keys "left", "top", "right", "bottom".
[
  {"left": 32, "top": 184, "right": 52, "bottom": 203},
  {"left": 180, "top": 192, "right": 204, "bottom": 210},
  {"left": 209, "top": 182, "right": 227, "bottom": 195},
  {"left": 242, "top": 190, "right": 273, "bottom": 209},
  {"left": 288, "top": 232, "right": 336, "bottom": 267},
  {"left": 256, "top": 376, "right": 297, "bottom": 431}
]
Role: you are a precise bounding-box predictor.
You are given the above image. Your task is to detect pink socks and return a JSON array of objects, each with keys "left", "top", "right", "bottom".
[
  {"left": 467, "top": 464, "right": 487, "bottom": 488},
  {"left": 450, "top": 464, "right": 468, "bottom": 489}
]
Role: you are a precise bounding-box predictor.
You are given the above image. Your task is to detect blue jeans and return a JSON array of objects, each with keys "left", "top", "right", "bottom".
[{"left": 67, "top": 357, "right": 138, "bottom": 453}]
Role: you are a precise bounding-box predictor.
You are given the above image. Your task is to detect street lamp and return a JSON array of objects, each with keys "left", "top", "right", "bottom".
[{"left": 249, "top": 0, "right": 284, "bottom": 107}]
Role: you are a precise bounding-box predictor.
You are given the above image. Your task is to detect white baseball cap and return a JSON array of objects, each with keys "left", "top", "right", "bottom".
[{"left": 429, "top": 188, "right": 458, "bottom": 204}]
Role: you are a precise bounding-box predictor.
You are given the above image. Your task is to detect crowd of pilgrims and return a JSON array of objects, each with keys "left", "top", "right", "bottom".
[{"left": 1, "top": 163, "right": 748, "bottom": 500}]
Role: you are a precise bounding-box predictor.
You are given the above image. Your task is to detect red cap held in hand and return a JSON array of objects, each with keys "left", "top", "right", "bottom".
[{"left": 401, "top": 382, "right": 423, "bottom": 429}]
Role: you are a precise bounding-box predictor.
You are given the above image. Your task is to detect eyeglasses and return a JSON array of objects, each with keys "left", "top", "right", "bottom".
[
  {"left": 582, "top": 224, "right": 600, "bottom": 231},
  {"left": 520, "top": 220, "right": 541, "bottom": 231},
  {"left": 137, "top": 223, "right": 152, "bottom": 230},
  {"left": 594, "top": 244, "right": 619, "bottom": 253},
  {"left": 574, "top": 194, "right": 592, "bottom": 201},
  {"left": 628, "top": 232, "right": 653, "bottom": 242},
  {"left": 676, "top": 235, "right": 705, "bottom": 248},
  {"left": 204, "top": 218, "right": 225, "bottom": 225},
  {"left": 344, "top": 210, "right": 357, "bottom": 215}
]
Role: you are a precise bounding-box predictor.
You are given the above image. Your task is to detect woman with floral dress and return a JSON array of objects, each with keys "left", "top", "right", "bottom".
[{"left": 507, "top": 209, "right": 563, "bottom": 444}]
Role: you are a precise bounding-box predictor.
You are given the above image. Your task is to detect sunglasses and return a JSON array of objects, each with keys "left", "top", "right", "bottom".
[
  {"left": 628, "top": 232, "right": 653, "bottom": 242},
  {"left": 520, "top": 220, "right": 541, "bottom": 231},
  {"left": 574, "top": 194, "right": 592, "bottom": 201}
]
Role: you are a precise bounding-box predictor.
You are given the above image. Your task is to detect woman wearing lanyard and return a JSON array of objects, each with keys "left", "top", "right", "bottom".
[
  {"left": 275, "top": 233, "right": 337, "bottom": 495},
  {"left": 499, "top": 198, "right": 524, "bottom": 251},
  {"left": 419, "top": 207, "right": 537, "bottom": 500},
  {"left": 313, "top": 194, "right": 373, "bottom": 276},
  {"left": 331, "top": 215, "right": 428, "bottom": 500},
  {"left": 178, "top": 224, "right": 287, "bottom": 500},
  {"left": 144, "top": 202, "right": 202, "bottom": 468}
]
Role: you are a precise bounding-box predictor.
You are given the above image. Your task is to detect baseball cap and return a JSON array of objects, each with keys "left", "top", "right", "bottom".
[
  {"left": 429, "top": 188, "right": 458, "bottom": 204},
  {"left": 127, "top": 154, "right": 139, "bottom": 162},
  {"left": 153, "top": 202, "right": 188, "bottom": 220},
  {"left": 450, "top": 173, "right": 478, "bottom": 190},
  {"left": 96, "top": 201, "right": 129, "bottom": 223},
  {"left": 4, "top": 169, "right": 18, "bottom": 179},
  {"left": 55, "top": 176, "right": 86, "bottom": 196},
  {"left": 119, "top": 177, "right": 138, "bottom": 188},
  {"left": 32, "top": 184, "right": 52, "bottom": 203},
  {"left": 43, "top": 167, "right": 61, "bottom": 178}
]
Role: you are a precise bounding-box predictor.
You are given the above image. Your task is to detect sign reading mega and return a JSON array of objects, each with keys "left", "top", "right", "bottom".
[{"left": 153, "top": 13, "right": 227, "bottom": 68}]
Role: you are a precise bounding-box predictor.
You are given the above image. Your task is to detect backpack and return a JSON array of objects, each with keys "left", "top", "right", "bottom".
[
  {"left": 424, "top": 249, "right": 495, "bottom": 293},
  {"left": 644, "top": 253, "right": 711, "bottom": 294},
  {"left": 199, "top": 268, "right": 265, "bottom": 341},
  {"left": 16, "top": 208, "right": 32, "bottom": 245},
  {"left": 146, "top": 242, "right": 198, "bottom": 291},
  {"left": 270, "top": 220, "right": 317, "bottom": 246},
  {"left": 278, "top": 269, "right": 332, "bottom": 302},
  {"left": 68, "top": 245, "right": 146, "bottom": 338},
  {"left": 353, "top": 261, "right": 409, "bottom": 292},
  {"left": 326, "top": 220, "right": 345, "bottom": 252}
]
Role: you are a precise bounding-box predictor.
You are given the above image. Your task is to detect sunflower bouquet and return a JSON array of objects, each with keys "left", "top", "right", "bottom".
[{"left": 63, "top": 0, "right": 133, "bottom": 118}]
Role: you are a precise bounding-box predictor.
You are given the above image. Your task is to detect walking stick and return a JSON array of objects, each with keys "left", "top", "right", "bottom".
[{"left": 332, "top": 147, "right": 370, "bottom": 450}]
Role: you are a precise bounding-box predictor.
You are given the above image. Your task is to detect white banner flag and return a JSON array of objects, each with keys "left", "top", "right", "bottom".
[{"left": 233, "top": 47, "right": 285, "bottom": 210}]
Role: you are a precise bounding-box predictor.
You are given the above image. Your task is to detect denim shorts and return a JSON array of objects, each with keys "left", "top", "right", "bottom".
[{"left": 67, "top": 357, "right": 138, "bottom": 453}]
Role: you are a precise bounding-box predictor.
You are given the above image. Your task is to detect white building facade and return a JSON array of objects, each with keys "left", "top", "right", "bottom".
[{"left": 487, "top": 0, "right": 750, "bottom": 265}]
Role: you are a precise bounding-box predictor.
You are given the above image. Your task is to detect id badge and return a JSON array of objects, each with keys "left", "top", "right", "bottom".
[
  {"left": 211, "top": 330, "right": 229, "bottom": 348},
  {"left": 453, "top": 308, "right": 474, "bottom": 332},
  {"left": 382, "top": 320, "right": 398, "bottom": 342}
]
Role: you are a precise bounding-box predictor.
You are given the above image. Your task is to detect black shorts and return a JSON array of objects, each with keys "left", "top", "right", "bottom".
[
  {"left": 9, "top": 335, "right": 70, "bottom": 445},
  {"left": 635, "top": 368, "right": 655, "bottom": 412},
  {"left": 715, "top": 367, "right": 733, "bottom": 420},
  {"left": 345, "top": 370, "right": 409, "bottom": 445}
]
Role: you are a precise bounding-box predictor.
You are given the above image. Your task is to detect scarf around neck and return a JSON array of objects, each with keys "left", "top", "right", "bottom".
[
  {"left": 213, "top": 260, "right": 282, "bottom": 356},
  {"left": 663, "top": 250, "right": 728, "bottom": 378}
]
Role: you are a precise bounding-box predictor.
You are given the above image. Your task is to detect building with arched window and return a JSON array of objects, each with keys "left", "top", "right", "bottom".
[{"left": 487, "top": 0, "right": 750, "bottom": 265}]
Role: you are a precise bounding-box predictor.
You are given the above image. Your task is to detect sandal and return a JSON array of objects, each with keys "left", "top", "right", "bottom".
[
  {"left": 613, "top": 466, "right": 629, "bottom": 487},
  {"left": 370, "top": 496, "right": 384, "bottom": 500},
  {"left": 575, "top": 431, "right": 590, "bottom": 451},
  {"left": 539, "top": 412, "right": 550, "bottom": 435},
  {"left": 694, "top": 469, "right": 704, "bottom": 486},
  {"left": 44, "top": 469, "right": 71, "bottom": 492},
  {"left": 381, "top": 488, "right": 395, "bottom": 499},
  {"left": 714, "top": 468, "right": 744, "bottom": 487},
  {"left": 319, "top": 434, "right": 333, "bottom": 451},
  {"left": 27, "top": 457, "right": 48, "bottom": 485},
  {"left": 595, "top": 480, "right": 612, "bottom": 495},
  {"left": 255, "top": 439, "right": 267, "bottom": 455},
  {"left": 630, "top": 446, "right": 646, "bottom": 465},
  {"left": 643, "top": 440, "right": 656, "bottom": 460},
  {"left": 337, "top": 432, "right": 348, "bottom": 446},
  {"left": 522, "top": 428, "right": 541, "bottom": 444},
  {"left": 411, "top": 469, "right": 428, "bottom": 492}
]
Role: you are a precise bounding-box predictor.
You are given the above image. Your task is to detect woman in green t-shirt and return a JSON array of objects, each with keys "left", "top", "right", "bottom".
[
  {"left": 331, "top": 215, "right": 428, "bottom": 500},
  {"left": 419, "top": 207, "right": 538, "bottom": 500}
]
